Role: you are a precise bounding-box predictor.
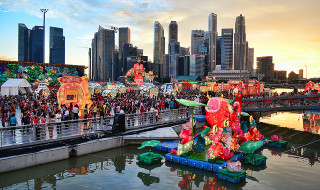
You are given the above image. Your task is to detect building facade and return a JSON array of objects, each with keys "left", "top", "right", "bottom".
[
  {"left": 191, "top": 30, "right": 204, "bottom": 55},
  {"left": 168, "top": 21, "right": 178, "bottom": 54},
  {"left": 122, "top": 43, "right": 138, "bottom": 75},
  {"left": 90, "top": 26, "right": 115, "bottom": 82},
  {"left": 118, "top": 27, "right": 130, "bottom": 62},
  {"left": 49, "top": 27, "right": 65, "bottom": 65},
  {"left": 190, "top": 54, "right": 205, "bottom": 78},
  {"left": 248, "top": 48, "right": 254, "bottom": 75},
  {"left": 30, "top": 26, "right": 44, "bottom": 63},
  {"left": 208, "top": 13, "right": 217, "bottom": 72},
  {"left": 274, "top": 70, "right": 287, "bottom": 81},
  {"left": 221, "top": 29, "right": 233, "bottom": 70},
  {"left": 234, "top": 14, "right": 246, "bottom": 71},
  {"left": 162, "top": 54, "right": 170, "bottom": 78},
  {"left": 299, "top": 69, "right": 303, "bottom": 79},
  {"left": 18, "top": 23, "right": 30, "bottom": 62},
  {"left": 256, "top": 56, "right": 274, "bottom": 81},
  {"left": 154, "top": 21, "right": 165, "bottom": 77}
]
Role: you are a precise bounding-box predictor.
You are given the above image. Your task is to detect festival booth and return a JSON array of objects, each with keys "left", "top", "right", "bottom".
[
  {"left": 35, "top": 79, "right": 50, "bottom": 97},
  {"left": 175, "top": 76, "right": 202, "bottom": 91},
  {"left": 57, "top": 76, "right": 92, "bottom": 117},
  {"left": 205, "top": 76, "right": 218, "bottom": 92},
  {"left": 88, "top": 82, "right": 102, "bottom": 95},
  {"left": 1, "top": 78, "right": 32, "bottom": 96},
  {"left": 161, "top": 83, "right": 176, "bottom": 95},
  {"left": 242, "top": 79, "right": 263, "bottom": 96}
]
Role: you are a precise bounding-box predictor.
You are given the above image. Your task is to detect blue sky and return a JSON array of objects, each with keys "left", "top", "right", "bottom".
[{"left": 0, "top": 0, "right": 320, "bottom": 77}]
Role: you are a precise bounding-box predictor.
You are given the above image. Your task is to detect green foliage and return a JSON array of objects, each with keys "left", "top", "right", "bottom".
[
  {"left": 7, "top": 64, "right": 20, "bottom": 74},
  {"left": 0, "top": 78, "right": 8, "bottom": 86},
  {"left": 49, "top": 77, "right": 59, "bottom": 86}
]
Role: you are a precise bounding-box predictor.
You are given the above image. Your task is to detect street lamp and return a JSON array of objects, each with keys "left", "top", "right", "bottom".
[{"left": 40, "top": 9, "right": 49, "bottom": 63}]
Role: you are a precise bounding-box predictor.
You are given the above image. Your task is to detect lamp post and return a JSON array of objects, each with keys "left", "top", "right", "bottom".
[{"left": 40, "top": 9, "right": 49, "bottom": 63}]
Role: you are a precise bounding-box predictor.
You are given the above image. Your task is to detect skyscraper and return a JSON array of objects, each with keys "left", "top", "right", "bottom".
[
  {"left": 256, "top": 56, "right": 274, "bottom": 81},
  {"left": 118, "top": 27, "right": 130, "bottom": 61},
  {"left": 191, "top": 30, "right": 204, "bottom": 54},
  {"left": 208, "top": 13, "right": 218, "bottom": 72},
  {"left": 169, "top": 41, "right": 180, "bottom": 78},
  {"left": 168, "top": 21, "right": 178, "bottom": 53},
  {"left": 122, "top": 43, "right": 138, "bottom": 74},
  {"left": 88, "top": 48, "right": 92, "bottom": 80},
  {"left": 190, "top": 54, "right": 205, "bottom": 78},
  {"left": 18, "top": 23, "right": 30, "bottom": 62},
  {"left": 90, "top": 26, "right": 115, "bottom": 82},
  {"left": 248, "top": 48, "right": 254, "bottom": 75},
  {"left": 162, "top": 54, "right": 169, "bottom": 78},
  {"left": 221, "top": 29, "right": 233, "bottom": 70},
  {"left": 234, "top": 14, "right": 246, "bottom": 71},
  {"left": 49, "top": 27, "right": 65, "bottom": 65},
  {"left": 154, "top": 21, "right": 165, "bottom": 77},
  {"left": 30, "top": 26, "right": 44, "bottom": 63}
]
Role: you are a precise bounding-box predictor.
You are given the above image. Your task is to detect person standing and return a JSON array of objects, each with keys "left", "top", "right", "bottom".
[
  {"left": 72, "top": 105, "right": 79, "bottom": 120},
  {"left": 55, "top": 110, "right": 62, "bottom": 134},
  {"left": 9, "top": 113, "right": 17, "bottom": 136}
]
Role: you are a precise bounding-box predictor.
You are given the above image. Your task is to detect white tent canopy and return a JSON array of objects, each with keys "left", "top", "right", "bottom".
[{"left": 1, "top": 78, "right": 32, "bottom": 96}]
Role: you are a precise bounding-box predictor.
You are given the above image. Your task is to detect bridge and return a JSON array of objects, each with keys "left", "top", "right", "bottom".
[
  {"left": 263, "top": 83, "right": 305, "bottom": 89},
  {"left": 242, "top": 94, "right": 320, "bottom": 112},
  {"left": 0, "top": 107, "right": 201, "bottom": 150}
]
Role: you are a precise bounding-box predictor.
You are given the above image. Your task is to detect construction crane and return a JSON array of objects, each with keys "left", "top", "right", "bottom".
[{"left": 110, "top": 25, "right": 118, "bottom": 33}]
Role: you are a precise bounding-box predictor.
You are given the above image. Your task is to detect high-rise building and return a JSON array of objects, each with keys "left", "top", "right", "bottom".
[
  {"left": 180, "top": 47, "right": 190, "bottom": 56},
  {"left": 88, "top": 48, "right": 92, "bottom": 80},
  {"left": 208, "top": 13, "right": 218, "bottom": 72},
  {"left": 162, "top": 54, "right": 169, "bottom": 78},
  {"left": 234, "top": 14, "right": 246, "bottom": 71},
  {"left": 168, "top": 21, "right": 178, "bottom": 53},
  {"left": 169, "top": 21, "right": 178, "bottom": 42},
  {"left": 190, "top": 54, "right": 205, "bottom": 78},
  {"left": 216, "top": 36, "right": 222, "bottom": 66},
  {"left": 178, "top": 56, "right": 185, "bottom": 76},
  {"left": 18, "top": 23, "right": 30, "bottom": 62},
  {"left": 169, "top": 54, "right": 179, "bottom": 78},
  {"left": 256, "top": 56, "right": 274, "bottom": 81},
  {"left": 90, "top": 26, "right": 115, "bottom": 82},
  {"left": 221, "top": 29, "right": 233, "bottom": 70},
  {"left": 118, "top": 27, "right": 130, "bottom": 61},
  {"left": 184, "top": 55, "right": 190, "bottom": 76},
  {"left": 299, "top": 69, "right": 303, "bottom": 79},
  {"left": 168, "top": 41, "right": 180, "bottom": 78},
  {"left": 122, "top": 43, "right": 138, "bottom": 74},
  {"left": 49, "top": 27, "right": 65, "bottom": 65},
  {"left": 248, "top": 48, "right": 254, "bottom": 75},
  {"left": 30, "top": 26, "right": 44, "bottom": 63},
  {"left": 154, "top": 21, "right": 165, "bottom": 77},
  {"left": 191, "top": 30, "right": 204, "bottom": 54}
]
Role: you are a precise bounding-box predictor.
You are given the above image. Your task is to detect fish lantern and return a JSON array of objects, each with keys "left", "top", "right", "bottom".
[{"left": 206, "top": 98, "right": 233, "bottom": 128}]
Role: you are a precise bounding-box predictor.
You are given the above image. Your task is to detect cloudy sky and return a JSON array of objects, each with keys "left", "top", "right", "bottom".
[{"left": 0, "top": 0, "right": 319, "bottom": 77}]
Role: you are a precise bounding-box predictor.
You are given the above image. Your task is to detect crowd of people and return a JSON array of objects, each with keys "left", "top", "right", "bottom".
[
  {"left": 0, "top": 86, "right": 313, "bottom": 130},
  {"left": 0, "top": 89, "right": 209, "bottom": 130}
]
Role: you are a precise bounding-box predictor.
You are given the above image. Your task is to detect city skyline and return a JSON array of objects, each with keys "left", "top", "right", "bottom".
[{"left": 0, "top": 0, "right": 319, "bottom": 77}]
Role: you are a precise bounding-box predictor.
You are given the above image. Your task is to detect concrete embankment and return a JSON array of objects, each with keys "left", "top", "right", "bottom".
[
  {"left": 0, "top": 136, "right": 124, "bottom": 173},
  {"left": 0, "top": 120, "right": 187, "bottom": 173}
]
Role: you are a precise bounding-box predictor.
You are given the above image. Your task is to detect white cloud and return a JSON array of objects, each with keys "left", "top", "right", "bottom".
[{"left": 109, "top": 0, "right": 136, "bottom": 7}]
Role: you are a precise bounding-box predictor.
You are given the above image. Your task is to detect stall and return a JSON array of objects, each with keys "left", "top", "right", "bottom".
[{"left": 1, "top": 78, "right": 32, "bottom": 96}]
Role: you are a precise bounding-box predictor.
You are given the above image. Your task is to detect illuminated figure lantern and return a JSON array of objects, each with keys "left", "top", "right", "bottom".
[
  {"left": 57, "top": 76, "right": 92, "bottom": 117},
  {"left": 206, "top": 97, "right": 233, "bottom": 128}
]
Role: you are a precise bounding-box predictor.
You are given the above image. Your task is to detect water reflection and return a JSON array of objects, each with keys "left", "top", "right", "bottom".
[
  {"left": 303, "top": 111, "right": 320, "bottom": 134},
  {"left": 0, "top": 143, "right": 320, "bottom": 189}
]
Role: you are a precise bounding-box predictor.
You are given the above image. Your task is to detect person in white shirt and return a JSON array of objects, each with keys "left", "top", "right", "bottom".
[
  {"left": 55, "top": 110, "right": 62, "bottom": 134},
  {"left": 72, "top": 105, "right": 79, "bottom": 120}
]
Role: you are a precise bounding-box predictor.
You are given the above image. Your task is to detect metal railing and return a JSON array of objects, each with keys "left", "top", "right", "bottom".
[
  {"left": 242, "top": 94, "right": 320, "bottom": 112},
  {"left": 0, "top": 107, "right": 203, "bottom": 148}
]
